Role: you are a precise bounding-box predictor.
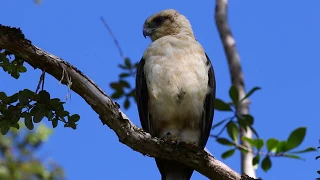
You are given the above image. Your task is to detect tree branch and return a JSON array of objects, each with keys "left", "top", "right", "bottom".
[
  {"left": 215, "top": 0, "right": 256, "bottom": 178},
  {"left": 0, "top": 25, "right": 248, "bottom": 180}
]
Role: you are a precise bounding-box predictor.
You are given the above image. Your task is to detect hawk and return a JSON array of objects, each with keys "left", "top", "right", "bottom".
[{"left": 136, "top": 9, "right": 216, "bottom": 180}]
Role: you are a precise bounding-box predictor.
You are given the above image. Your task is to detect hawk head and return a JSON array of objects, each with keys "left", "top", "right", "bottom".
[{"left": 143, "top": 9, "right": 194, "bottom": 41}]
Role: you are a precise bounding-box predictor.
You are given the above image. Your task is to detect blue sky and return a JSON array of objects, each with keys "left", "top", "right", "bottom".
[{"left": 1, "top": 0, "right": 320, "bottom": 179}]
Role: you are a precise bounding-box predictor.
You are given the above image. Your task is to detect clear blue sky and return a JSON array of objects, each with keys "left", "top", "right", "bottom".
[{"left": 1, "top": 0, "right": 319, "bottom": 179}]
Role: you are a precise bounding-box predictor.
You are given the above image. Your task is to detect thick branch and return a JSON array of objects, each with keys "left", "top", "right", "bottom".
[
  {"left": 0, "top": 25, "right": 245, "bottom": 180},
  {"left": 215, "top": 0, "right": 256, "bottom": 178}
]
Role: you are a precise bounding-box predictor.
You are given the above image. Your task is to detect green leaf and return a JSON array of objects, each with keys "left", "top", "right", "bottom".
[
  {"left": 33, "top": 108, "right": 47, "bottom": 123},
  {"left": 239, "top": 114, "right": 254, "bottom": 125},
  {"left": 216, "top": 138, "right": 234, "bottom": 146},
  {"left": 317, "top": 170, "right": 320, "bottom": 174},
  {"left": 286, "top": 127, "right": 306, "bottom": 151},
  {"left": 124, "top": 98, "right": 130, "bottom": 109},
  {"left": 111, "top": 91, "right": 124, "bottom": 99},
  {"left": 110, "top": 82, "right": 123, "bottom": 90},
  {"left": 229, "top": 85, "right": 239, "bottom": 105},
  {"left": 316, "top": 156, "right": 320, "bottom": 160},
  {"left": 255, "top": 138, "right": 264, "bottom": 150},
  {"left": 24, "top": 114, "right": 34, "bottom": 130},
  {"left": 52, "top": 118, "right": 58, "bottom": 128},
  {"left": 261, "top": 156, "right": 272, "bottom": 172},
  {"left": 252, "top": 155, "right": 260, "bottom": 166},
  {"left": 69, "top": 114, "right": 80, "bottom": 122},
  {"left": 0, "top": 122, "right": 10, "bottom": 135},
  {"left": 18, "top": 65, "right": 27, "bottom": 72},
  {"left": 283, "top": 154, "right": 303, "bottom": 160},
  {"left": 276, "top": 141, "right": 288, "bottom": 153},
  {"left": 211, "top": 118, "right": 228, "bottom": 130},
  {"left": 214, "top": 99, "right": 232, "bottom": 111},
  {"left": 242, "top": 137, "right": 255, "bottom": 147},
  {"left": 291, "top": 147, "right": 317, "bottom": 154},
  {"left": 38, "top": 90, "right": 50, "bottom": 103},
  {"left": 221, "top": 149, "right": 235, "bottom": 159},
  {"left": 226, "top": 121, "right": 238, "bottom": 143},
  {"left": 119, "top": 80, "right": 131, "bottom": 88},
  {"left": 124, "top": 58, "right": 132, "bottom": 68},
  {"left": 11, "top": 123, "right": 20, "bottom": 129},
  {"left": 240, "top": 86, "right": 261, "bottom": 101},
  {"left": 119, "top": 73, "right": 130, "bottom": 78},
  {"left": 266, "top": 138, "right": 279, "bottom": 152}
]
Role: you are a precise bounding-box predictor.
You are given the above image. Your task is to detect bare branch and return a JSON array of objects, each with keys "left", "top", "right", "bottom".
[
  {"left": 215, "top": 0, "right": 256, "bottom": 178},
  {"left": 0, "top": 24, "right": 248, "bottom": 180},
  {"left": 100, "top": 17, "right": 126, "bottom": 60}
]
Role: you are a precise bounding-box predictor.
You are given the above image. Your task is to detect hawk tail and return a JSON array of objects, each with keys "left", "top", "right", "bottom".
[{"left": 156, "top": 158, "right": 193, "bottom": 180}]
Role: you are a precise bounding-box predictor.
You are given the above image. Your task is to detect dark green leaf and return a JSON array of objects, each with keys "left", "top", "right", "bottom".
[
  {"left": 283, "top": 154, "right": 303, "bottom": 160},
  {"left": 240, "top": 87, "right": 261, "bottom": 101},
  {"left": 118, "top": 64, "right": 129, "bottom": 70},
  {"left": 261, "top": 156, "right": 272, "bottom": 172},
  {"left": 18, "top": 91, "right": 29, "bottom": 106},
  {"left": 221, "top": 149, "right": 235, "bottom": 159},
  {"left": 18, "top": 65, "right": 27, "bottom": 72},
  {"left": 216, "top": 138, "right": 234, "bottom": 146},
  {"left": 266, "top": 138, "right": 279, "bottom": 152},
  {"left": 11, "top": 70, "right": 20, "bottom": 79},
  {"left": 0, "top": 92, "right": 7, "bottom": 101},
  {"left": 11, "top": 123, "right": 20, "bottom": 129},
  {"left": 238, "top": 114, "right": 254, "bottom": 126},
  {"left": 38, "top": 90, "right": 50, "bottom": 103},
  {"left": 125, "top": 58, "right": 132, "bottom": 68},
  {"left": 119, "top": 73, "right": 130, "bottom": 78},
  {"left": 252, "top": 155, "right": 260, "bottom": 166},
  {"left": 286, "top": 127, "right": 306, "bottom": 151},
  {"left": 214, "top": 99, "right": 232, "bottom": 111},
  {"left": 111, "top": 91, "right": 124, "bottom": 99},
  {"left": 9, "top": 93, "right": 19, "bottom": 103},
  {"left": 110, "top": 82, "right": 123, "bottom": 90},
  {"left": 226, "top": 121, "right": 238, "bottom": 143},
  {"left": 69, "top": 114, "right": 80, "bottom": 122},
  {"left": 316, "top": 156, "right": 320, "bottom": 160},
  {"left": 211, "top": 119, "right": 228, "bottom": 130},
  {"left": 0, "top": 122, "right": 10, "bottom": 135},
  {"left": 33, "top": 108, "right": 47, "bottom": 123},
  {"left": 291, "top": 147, "right": 317, "bottom": 154},
  {"left": 124, "top": 98, "right": 130, "bottom": 109},
  {"left": 317, "top": 170, "right": 320, "bottom": 174},
  {"left": 52, "top": 118, "right": 58, "bottom": 128},
  {"left": 24, "top": 114, "right": 34, "bottom": 130},
  {"left": 119, "top": 80, "right": 131, "bottom": 88},
  {"left": 229, "top": 85, "right": 239, "bottom": 105}
]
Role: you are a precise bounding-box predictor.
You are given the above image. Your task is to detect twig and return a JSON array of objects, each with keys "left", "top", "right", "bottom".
[{"left": 100, "top": 17, "right": 125, "bottom": 60}]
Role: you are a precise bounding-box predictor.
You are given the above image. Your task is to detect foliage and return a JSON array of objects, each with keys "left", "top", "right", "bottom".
[
  {"left": 0, "top": 123, "right": 64, "bottom": 180},
  {"left": 0, "top": 50, "right": 80, "bottom": 134},
  {"left": 316, "top": 140, "right": 320, "bottom": 180},
  {"left": 109, "top": 57, "right": 317, "bottom": 173}
]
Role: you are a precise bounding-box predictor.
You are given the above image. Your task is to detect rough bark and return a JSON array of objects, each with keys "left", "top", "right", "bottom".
[
  {"left": 0, "top": 25, "right": 248, "bottom": 180},
  {"left": 215, "top": 0, "right": 256, "bottom": 178}
]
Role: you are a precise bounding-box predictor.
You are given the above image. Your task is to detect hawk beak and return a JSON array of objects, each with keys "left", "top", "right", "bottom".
[{"left": 143, "top": 27, "right": 153, "bottom": 38}]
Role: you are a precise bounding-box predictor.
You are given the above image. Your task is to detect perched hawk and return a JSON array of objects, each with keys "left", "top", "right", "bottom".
[{"left": 136, "top": 9, "right": 216, "bottom": 180}]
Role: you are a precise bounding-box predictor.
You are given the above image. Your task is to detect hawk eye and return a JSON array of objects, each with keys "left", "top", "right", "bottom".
[{"left": 153, "top": 16, "right": 167, "bottom": 26}]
